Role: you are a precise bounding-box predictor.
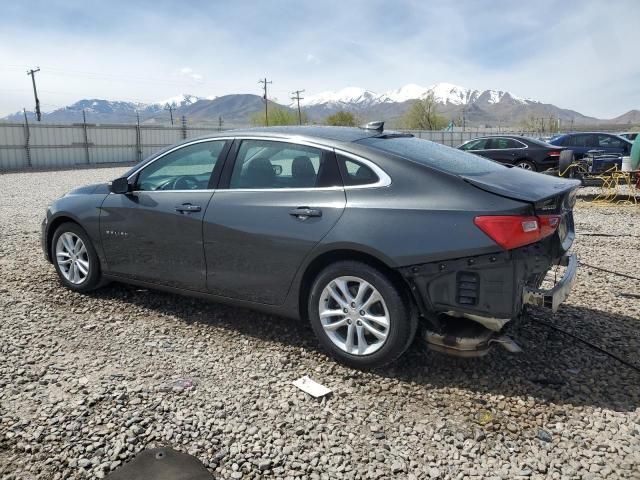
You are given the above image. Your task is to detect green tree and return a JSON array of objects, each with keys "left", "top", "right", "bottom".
[
  {"left": 250, "top": 107, "right": 306, "bottom": 126},
  {"left": 403, "top": 94, "right": 447, "bottom": 130},
  {"left": 325, "top": 110, "right": 358, "bottom": 127}
]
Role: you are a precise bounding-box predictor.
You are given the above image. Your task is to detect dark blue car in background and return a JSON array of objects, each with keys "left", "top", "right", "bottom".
[{"left": 549, "top": 132, "right": 632, "bottom": 159}]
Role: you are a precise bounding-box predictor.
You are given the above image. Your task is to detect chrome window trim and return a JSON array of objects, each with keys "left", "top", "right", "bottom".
[
  {"left": 124, "top": 135, "right": 392, "bottom": 193},
  {"left": 213, "top": 186, "right": 345, "bottom": 193}
]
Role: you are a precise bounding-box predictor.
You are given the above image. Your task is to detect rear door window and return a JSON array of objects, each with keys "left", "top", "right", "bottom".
[
  {"left": 229, "top": 140, "right": 341, "bottom": 189},
  {"left": 358, "top": 136, "right": 505, "bottom": 176},
  {"left": 568, "top": 134, "right": 596, "bottom": 147},
  {"left": 488, "top": 138, "right": 523, "bottom": 149},
  {"left": 460, "top": 138, "right": 489, "bottom": 151}
]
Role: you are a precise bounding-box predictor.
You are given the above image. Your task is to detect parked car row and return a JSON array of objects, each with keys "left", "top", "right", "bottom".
[
  {"left": 457, "top": 132, "right": 634, "bottom": 171},
  {"left": 457, "top": 136, "right": 564, "bottom": 171}
]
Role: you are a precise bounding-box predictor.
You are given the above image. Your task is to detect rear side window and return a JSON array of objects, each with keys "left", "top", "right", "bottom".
[
  {"left": 358, "top": 137, "right": 504, "bottom": 176},
  {"left": 598, "top": 135, "right": 624, "bottom": 148},
  {"left": 337, "top": 155, "right": 379, "bottom": 186}
]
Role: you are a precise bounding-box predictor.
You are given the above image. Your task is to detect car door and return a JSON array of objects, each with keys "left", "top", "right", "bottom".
[
  {"left": 100, "top": 139, "right": 230, "bottom": 290},
  {"left": 565, "top": 134, "right": 596, "bottom": 158},
  {"left": 203, "top": 138, "right": 346, "bottom": 305},
  {"left": 487, "top": 137, "right": 526, "bottom": 164}
]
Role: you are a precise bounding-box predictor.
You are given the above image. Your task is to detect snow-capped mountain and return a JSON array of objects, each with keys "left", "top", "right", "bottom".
[
  {"left": 300, "top": 87, "right": 380, "bottom": 108},
  {"left": 298, "top": 82, "right": 534, "bottom": 109},
  {"left": 3, "top": 84, "right": 624, "bottom": 127},
  {"left": 294, "top": 82, "right": 576, "bottom": 126},
  {"left": 153, "top": 94, "right": 204, "bottom": 108}
]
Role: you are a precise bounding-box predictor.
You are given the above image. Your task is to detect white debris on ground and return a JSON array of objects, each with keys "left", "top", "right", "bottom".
[{"left": 0, "top": 167, "right": 639, "bottom": 479}]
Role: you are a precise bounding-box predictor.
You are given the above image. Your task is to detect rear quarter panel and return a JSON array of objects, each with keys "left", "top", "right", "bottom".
[{"left": 318, "top": 147, "right": 532, "bottom": 266}]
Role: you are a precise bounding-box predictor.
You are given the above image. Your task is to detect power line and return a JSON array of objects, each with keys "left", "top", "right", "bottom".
[
  {"left": 27, "top": 67, "right": 41, "bottom": 121},
  {"left": 258, "top": 77, "right": 272, "bottom": 126},
  {"left": 291, "top": 89, "right": 305, "bottom": 125}
]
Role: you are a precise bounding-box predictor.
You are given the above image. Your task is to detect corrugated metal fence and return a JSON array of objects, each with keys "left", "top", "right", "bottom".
[
  {"left": 0, "top": 122, "right": 538, "bottom": 172},
  {"left": 0, "top": 122, "right": 222, "bottom": 171}
]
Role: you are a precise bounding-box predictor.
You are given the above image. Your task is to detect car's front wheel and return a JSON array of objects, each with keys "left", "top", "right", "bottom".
[
  {"left": 52, "top": 222, "right": 102, "bottom": 292},
  {"left": 308, "top": 261, "right": 417, "bottom": 368}
]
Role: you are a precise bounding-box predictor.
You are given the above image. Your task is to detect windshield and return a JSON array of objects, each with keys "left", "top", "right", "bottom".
[{"left": 358, "top": 136, "right": 506, "bottom": 175}]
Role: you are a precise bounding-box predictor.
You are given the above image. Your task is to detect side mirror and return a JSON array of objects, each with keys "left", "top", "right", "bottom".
[{"left": 110, "top": 176, "right": 132, "bottom": 194}]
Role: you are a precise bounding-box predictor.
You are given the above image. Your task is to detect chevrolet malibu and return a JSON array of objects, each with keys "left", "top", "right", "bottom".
[{"left": 42, "top": 124, "right": 579, "bottom": 368}]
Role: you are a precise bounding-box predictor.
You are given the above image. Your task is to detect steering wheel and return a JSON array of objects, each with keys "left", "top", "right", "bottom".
[{"left": 171, "top": 176, "right": 200, "bottom": 190}]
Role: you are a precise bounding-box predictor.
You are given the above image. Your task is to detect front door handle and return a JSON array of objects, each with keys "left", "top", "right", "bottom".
[
  {"left": 175, "top": 203, "right": 201, "bottom": 213},
  {"left": 289, "top": 207, "right": 322, "bottom": 218}
]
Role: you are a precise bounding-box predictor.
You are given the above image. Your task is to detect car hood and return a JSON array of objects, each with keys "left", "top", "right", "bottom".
[
  {"left": 462, "top": 168, "right": 580, "bottom": 203},
  {"left": 66, "top": 183, "right": 110, "bottom": 196}
]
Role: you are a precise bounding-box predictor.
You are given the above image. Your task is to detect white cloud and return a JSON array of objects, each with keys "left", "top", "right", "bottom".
[
  {"left": 179, "top": 67, "right": 204, "bottom": 83},
  {"left": 305, "top": 53, "right": 320, "bottom": 64}
]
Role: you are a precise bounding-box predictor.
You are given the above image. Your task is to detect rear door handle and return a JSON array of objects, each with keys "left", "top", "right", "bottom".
[
  {"left": 175, "top": 203, "right": 201, "bottom": 213},
  {"left": 289, "top": 207, "right": 322, "bottom": 218}
]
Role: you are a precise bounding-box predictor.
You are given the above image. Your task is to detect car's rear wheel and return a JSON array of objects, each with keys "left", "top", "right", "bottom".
[
  {"left": 52, "top": 222, "right": 102, "bottom": 292},
  {"left": 308, "top": 261, "right": 417, "bottom": 368},
  {"left": 514, "top": 159, "right": 536, "bottom": 171}
]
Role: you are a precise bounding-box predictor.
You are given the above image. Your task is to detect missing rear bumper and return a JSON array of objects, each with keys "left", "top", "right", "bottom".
[{"left": 523, "top": 253, "right": 577, "bottom": 312}]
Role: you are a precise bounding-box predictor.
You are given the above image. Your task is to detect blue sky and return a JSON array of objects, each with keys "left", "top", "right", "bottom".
[{"left": 1, "top": 0, "right": 638, "bottom": 117}]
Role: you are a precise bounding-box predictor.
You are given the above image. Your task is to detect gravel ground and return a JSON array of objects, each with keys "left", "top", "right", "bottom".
[{"left": 0, "top": 167, "right": 639, "bottom": 480}]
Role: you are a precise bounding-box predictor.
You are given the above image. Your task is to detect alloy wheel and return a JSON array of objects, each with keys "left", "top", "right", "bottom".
[
  {"left": 516, "top": 161, "right": 534, "bottom": 170},
  {"left": 55, "top": 232, "right": 90, "bottom": 285},
  {"left": 318, "top": 276, "right": 390, "bottom": 355}
]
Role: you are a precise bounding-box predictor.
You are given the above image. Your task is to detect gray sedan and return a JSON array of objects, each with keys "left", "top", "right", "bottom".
[{"left": 42, "top": 124, "right": 579, "bottom": 368}]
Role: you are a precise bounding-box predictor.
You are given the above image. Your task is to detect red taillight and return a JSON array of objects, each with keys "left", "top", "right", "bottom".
[
  {"left": 474, "top": 214, "right": 561, "bottom": 250},
  {"left": 547, "top": 150, "right": 562, "bottom": 157}
]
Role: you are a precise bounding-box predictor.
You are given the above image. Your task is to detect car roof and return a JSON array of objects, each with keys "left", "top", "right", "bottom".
[
  {"left": 461, "top": 135, "right": 557, "bottom": 147},
  {"left": 123, "top": 126, "right": 407, "bottom": 177},
  {"left": 557, "top": 132, "right": 632, "bottom": 142},
  {"left": 208, "top": 126, "right": 386, "bottom": 143}
]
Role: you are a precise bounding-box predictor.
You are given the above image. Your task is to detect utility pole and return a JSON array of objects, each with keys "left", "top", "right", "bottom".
[
  {"left": 291, "top": 89, "right": 305, "bottom": 125},
  {"left": 27, "top": 68, "right": 42, "bottom": 121},
  {"left": 258, "top": 77, "right": 272, "bottom": 126},
  {"left": 462, "top": 106, "right": 466, "bottom": 132},
  {"left": 23, "top": 108, "right": 32, "bottom": 168},
  {"left": 135, "top": 111, "right": 142, "bottom": 162},
  {"left": 165, "top": 105, "right": 174, "bottom": 125},
  {"left": 218, "top": 115, "right": 224, "bottom": 132}
]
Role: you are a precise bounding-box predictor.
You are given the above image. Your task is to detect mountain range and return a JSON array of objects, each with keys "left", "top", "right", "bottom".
[{"left": 3, "top": 83, "right": 638, "bottom": 128}]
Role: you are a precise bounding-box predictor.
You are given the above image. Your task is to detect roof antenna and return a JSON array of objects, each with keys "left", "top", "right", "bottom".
[{"left": 359, "top": 121, "right": 384, "bottom": 132}]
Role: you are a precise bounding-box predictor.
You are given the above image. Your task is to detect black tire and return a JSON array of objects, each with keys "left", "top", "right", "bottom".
[
  {"left": 307, "top": 261, "right": 417, "bottom": 369},
  {"left": 514, "top": 159, "right": 536, "bottom": 171},
  {"left": 558, "top": 149, "right": 575, "bottom": 176},
  {"left": 51, "top": 222, "right": 102, "bottom": 292}
]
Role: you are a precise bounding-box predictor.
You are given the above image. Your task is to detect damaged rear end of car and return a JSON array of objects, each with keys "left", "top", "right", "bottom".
[
  {"left": 404, "top": 173, "right": 579, "bottom": 357},
  {"left": 357, "top": 136, "right": 580, "bottom": 358}
]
